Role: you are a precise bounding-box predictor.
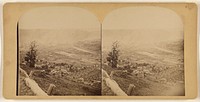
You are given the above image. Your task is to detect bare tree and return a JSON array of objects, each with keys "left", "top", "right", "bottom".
[
  {"left": 106, "top": 41, "right": 119, "bottom": 68},
  {"left": 24, "top": 41, "right": 37, "bottom": 68}
]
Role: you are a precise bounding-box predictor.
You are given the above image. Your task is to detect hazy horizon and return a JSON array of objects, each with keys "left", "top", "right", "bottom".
[
  {"left": 19, "top": 29, "right": 100, "bottom": 49},
  {"left": 102, "top": 7, "right": 183, "bottom": 51}
]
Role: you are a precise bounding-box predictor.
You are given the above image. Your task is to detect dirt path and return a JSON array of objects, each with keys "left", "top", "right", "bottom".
[
  {"left": 73, "top": 46, "right": 95, "bottom": 54},
  {"left": 154, "top": 47, "right": 175, "bottom": 54}
]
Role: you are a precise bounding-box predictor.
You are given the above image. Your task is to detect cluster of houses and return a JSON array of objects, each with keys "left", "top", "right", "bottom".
[
  {"left": 103, "top": 58, "right": 171, "bottom": 79},
  {"left": 34, "top": 59, "right": 101, "bottom": 80},
  {"left": 21, "top": 58, "right": 102, "bottom": 87}
]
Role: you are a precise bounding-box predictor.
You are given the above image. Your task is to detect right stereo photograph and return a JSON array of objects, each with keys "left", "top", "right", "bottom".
[{"left": 102, "top": 6, "right": 184, "bottom": 96}]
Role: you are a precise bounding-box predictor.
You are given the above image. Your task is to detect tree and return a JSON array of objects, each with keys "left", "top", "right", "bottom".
[
  {"left": 106, "top": 41, "right": 119, "bottom": 68},
  {"left": 24, "top": 41, "right": 37, "bottom": 68}
]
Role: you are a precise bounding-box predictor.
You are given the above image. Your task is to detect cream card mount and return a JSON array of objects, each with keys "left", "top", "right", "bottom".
[{"left": 3, "top": 3, "right": 198, "bottom": 99}]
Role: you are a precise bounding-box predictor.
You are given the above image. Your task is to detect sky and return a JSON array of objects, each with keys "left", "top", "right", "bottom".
[
  {"left": 18, "top": 6, "right": 183, "bottom": 49},
  {"left": 103, "top": 6, "right": 183, "bottom": 30},
  {"left": 102, "top": 6, "right": 183, "bottom": 49},
  {"left": 19, "top": 7, "right": 100, "bottom": 30},
  {"left": 19, "top": 7, "right": 100, "bottom": 46}
]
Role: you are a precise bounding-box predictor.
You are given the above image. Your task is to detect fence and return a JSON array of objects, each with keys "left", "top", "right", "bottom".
[
  {"left": 19, "top": 68, "right": 55, "bottom": 96},
  {"left": 103, "top": 69, "right": 135, "bottom": 96},
  {"left": 20, "top": 68, "right": 134, "bottom": 96}
]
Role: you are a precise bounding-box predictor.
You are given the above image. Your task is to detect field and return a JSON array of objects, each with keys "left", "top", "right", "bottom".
[
  {"left": 18, "top": 29, "right": 184, "bottom": 96},
  {"left": 19, "top": 35, "right": 102, "bottom": 96},
  {"left": 102, "top": 37, "right": 184, "bottom": 96}
]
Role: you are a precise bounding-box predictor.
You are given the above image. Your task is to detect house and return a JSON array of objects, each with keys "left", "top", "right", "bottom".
[{"left": 77, "top": 78, "right": 84, "bottom": 83}]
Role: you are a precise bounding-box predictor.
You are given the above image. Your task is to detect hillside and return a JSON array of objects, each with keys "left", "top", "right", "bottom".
[
  {"left": 19, "top": 38, "right": 101, "bottom": 96},
  {"left": 102, "top": 38, "right": 184, "bottom": 96}
]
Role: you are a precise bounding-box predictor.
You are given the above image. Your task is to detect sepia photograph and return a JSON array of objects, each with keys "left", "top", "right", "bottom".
[
  {"left": 17, "top": 6, "right": 185, "bottom": 96},
  {"left": 102, "top": 7, "right": 184, "bottom": 96},
  {"left": 17, "top": 7, "right": 102, "bottom": 96},
  {"left": 6, "top": 3, "right": 196, "bottom": 98}
]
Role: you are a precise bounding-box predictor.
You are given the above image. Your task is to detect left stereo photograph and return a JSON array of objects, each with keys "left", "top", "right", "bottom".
[{"left": 17, "top": 7, "right": 102, "bottom": 96}]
